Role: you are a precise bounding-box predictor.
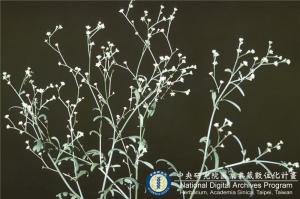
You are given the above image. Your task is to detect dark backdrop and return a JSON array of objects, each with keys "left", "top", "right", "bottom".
[{"left": 1, "top": 1, "right": 300, "bottom": 199}]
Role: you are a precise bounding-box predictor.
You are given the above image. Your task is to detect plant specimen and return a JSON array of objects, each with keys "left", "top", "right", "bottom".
[
  {"left": 2, "top": 1, "right": 196, "bottom": 199},
  {"left": 162, "top": 38, "right": 299, "bottom": 199}
]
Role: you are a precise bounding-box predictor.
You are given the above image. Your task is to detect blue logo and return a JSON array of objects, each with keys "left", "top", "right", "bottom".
[{"left": 146, "top": 170, "right": 171, "bottom": 196}]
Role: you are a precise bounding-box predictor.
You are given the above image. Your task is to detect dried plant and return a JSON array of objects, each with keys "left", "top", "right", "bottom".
[
  {"left": 2, "top": 1, "right": 196, "bottom": 199},
  {"left": 161, "top": 38, "right": 299, "bottom": 199}
]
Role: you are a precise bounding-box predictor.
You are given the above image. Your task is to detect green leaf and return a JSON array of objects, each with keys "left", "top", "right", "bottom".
[
  {"left": 213, "top": 149, "right": 219, "bottom": 169},
  {"left": 156, "top": 159, "right": 178, "bottom": 172},
  {"left": 224, "top": 68, "right": 232, "bottom": 73},
  {"left": 86, "top": 149, "right": 101, "bottom": 157},
  {"left": 171, "top": 182, "right": 182, "bottom": 190},
  {"left": 147, "top": 101, "right": 157, "bottom": 118},
  {"left": 51, "top": 136, "right": 61, "bottom": 148},
  {"left": 211, "top": 91, "right": 217, "bottom": 108},
  {"left": 219, "top": 170, "right": 230, "bottom": 186},
  {"left": 93, "top": 115, "right": 101, "bottom": 122},
  {"left": 57, "top": 156, "right": 72, "bottom": 165},
  {"left": 127, "top": 136, "right": 140, "bottom": 143},
  {"left": 224, "top": 99, "right": 241, "bottom": 112},
  {"left": 139, "top": 160, "right": 154, "bottom": 170},
  {"left": 199, "top": 136, "right": 210, "bottom": 146},
  {"left": 90, "top": 163, "right": 99, "bottom": 172},
  {"left": 139, "top": 114, "right": 144, "bottom": 128},
  {"left": 258, "top": 147, "right": 261, "bottom": 155},
  {"left": 232, "top": 135, "right": 245, "bottom": 159},
  {"left": 33, "top": 139, "right": 44, "bottom": 153},
  {"left": 256, "top": 162, "right": 272, "bottom": 175},
  {"left": 232, "top": 83, "right": 245, "bottom": 97},
  {"left": 77, "top": 170, "right": 88, "bottom": 179},
  {"left": 109, "top": 148, "right": 133, "bottom": 164},
  {"left": 89, "top": 130, "right": 100, "bottom": 136},
  {"left": 134, "top": 89, "right": 140, "bottom": 104},
  {"left": 198, "top": 148, "right": 205, "bottom": 154},
  {"left": 111, "top": 164, "right": 121, "bottom": 168}
]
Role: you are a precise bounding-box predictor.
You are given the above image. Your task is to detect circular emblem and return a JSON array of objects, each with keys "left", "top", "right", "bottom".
[{"left": 146, "top": 170, "right": 171, "bottom": 196}]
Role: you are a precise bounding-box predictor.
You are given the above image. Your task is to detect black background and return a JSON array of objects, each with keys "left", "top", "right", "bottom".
[{"left": 1, "top": 1, "right": 300, "bottom": 199}]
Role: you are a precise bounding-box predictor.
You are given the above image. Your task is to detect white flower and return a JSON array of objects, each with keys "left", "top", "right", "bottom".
[
  {"left": 286, "top": 59, "right": 291, "bottom": 65},
  {"left": 276, "top": 145, "right": 281, "bottom": 150},
  {"left": 67, "top": 134, "right": 71, "bottom": 138},
  {"left": 25, "top": 140, "right": 29, "bottom": 144},
  {"left": 239, "top": 38, "right": 244, "bottom": 43},
  {"left": 36, "top": 88, "right": 44, "bottom": 93},
  {"left": 279, "top": 140, "right": 284, "bottom": 144},
  {"left": 220, "top": 144, "right": 224, "bottom": 148},
  {"left": 138, "top": 77, "right": 144, "bottom": 82},
  {"left": 170, "top": 92, "right": 176, "bottom": 97},
  {"left": 185, "top": 89, "right": 191, "bottom": 96},
  {"left": 242, "top": 61, "right": 248, "bottom": 66},
  {"left": 225, "top": 118, "right": 233, "bottom": 127},
  {"left": 18, "top": 121, "right": 23, "bottom": 125},
  {"left": 159, "top": 76, "right": 166, "bottom": 82},
  {"left": 6, "top": 125, "right": 10, "bottom": 129},
  {"left": 250, "top": 49, "right": 255, "bottom": 54},
  {"left": 4, "top": 114, "right": 9, "bottom": 119},
  {"left": 212, "top": 49, "right": 219, "bottom": 57},
  {"left": 267, "top": 148, "right": 271, "bottom": 153},
  {"left": 60, "top": 81, "right": 65, "bottom": 86},
  {"left": 274, "top": 61, "right": 278, "bottom": 66},
  {"left": 46, "top": 32, "right": 51, "bottom": 36},
  {"left": 294, "top": 162, "right": 299, "bottom": 168},
  {"left": 261, "top": 57, "right": 269, "bottom": 63},
  {"left": 85, "top": 25, "right": 91, "bottom": 29},
  {"left": 26, "top": 146, "right": 30, "bottom": 150},
  {"left": 78, "top": 132, "right": 84, "bottom": 137},
  {"left": 119, "top": 9, "right": 124, "bottom": 13},
  {"left": 213, "top": 123, "right": 219, "bottom": 128},
  {"left": 254, "top": 57, "right": 259, "bottom": 61},
  {"left": 227, "top": 131, "right": 232, "bottom": 135},
  {"left": 220, "top": 80, "right": 224, "bottom": 84},
  {"left": 267, "top": 142, "right": 272, "bottom": 147},
  {"left": 247, "top": 73, "right": 255, "bottom": 81},
  {"left": 209, "top": 72, "right": 213, "bottom": 76}
]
